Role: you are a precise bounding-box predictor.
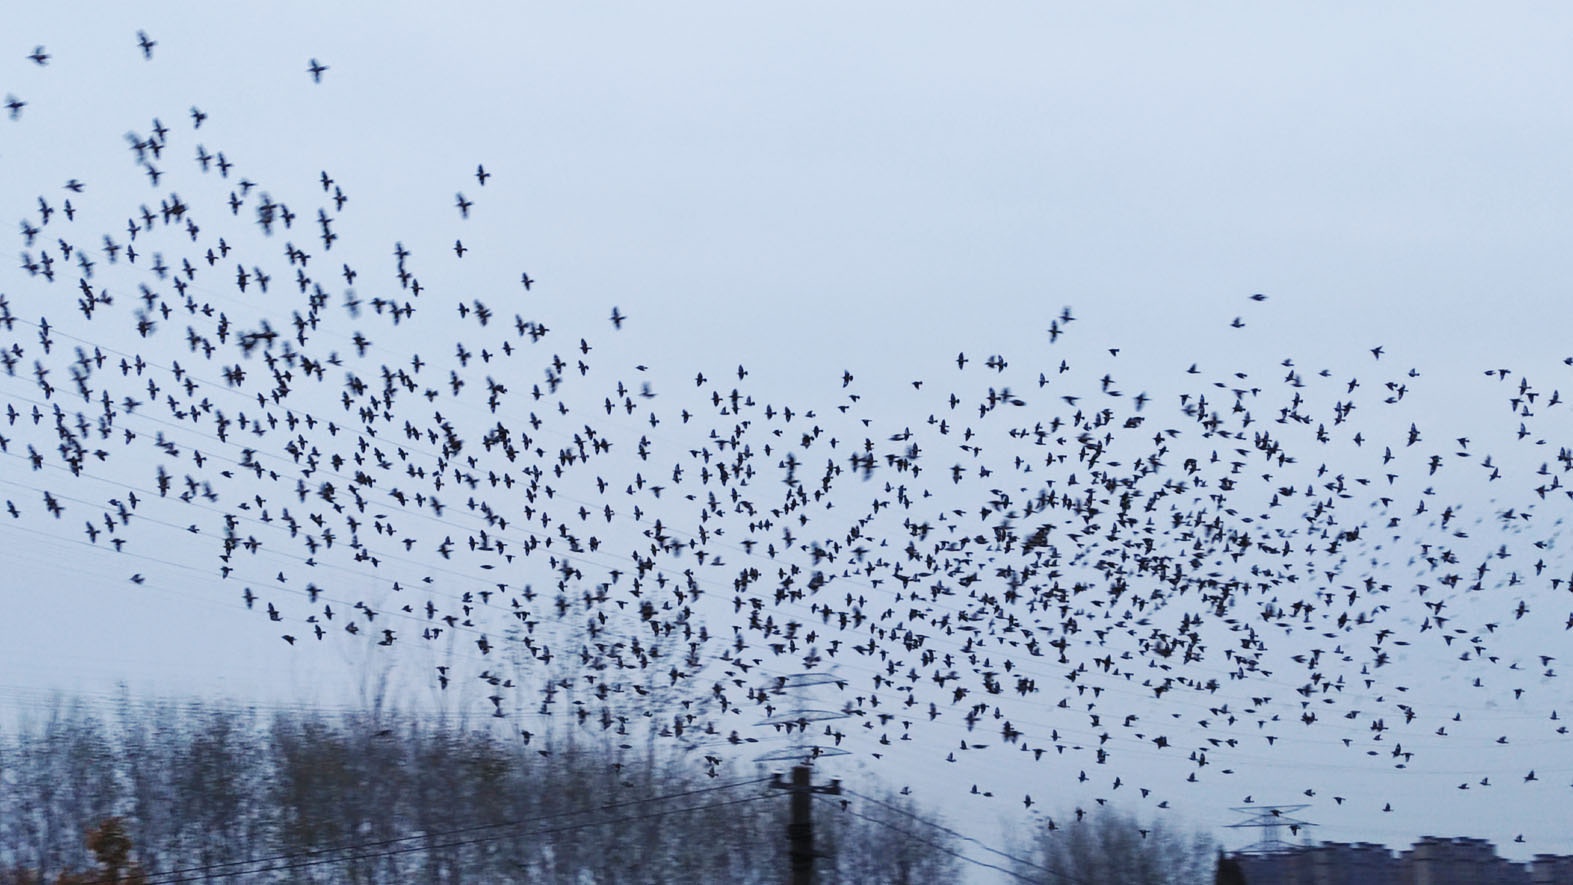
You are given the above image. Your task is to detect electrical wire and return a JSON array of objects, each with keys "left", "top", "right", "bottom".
[
  {"left": 839, "top": 785, "right": 1065, "bottom": 876},
  {"left": 130, "top": 773, "right": 775, "bottom": 884},
  {"left": 813, "top": 792, "right": 1061, "bottom": 884}
]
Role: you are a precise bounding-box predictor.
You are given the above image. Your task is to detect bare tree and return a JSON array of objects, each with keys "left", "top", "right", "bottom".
[
  {"left": 1014, "top": 806, "right": 1217, "bottom": 885},
  {"left": 1, "top": 817, "right": 148, "bottom": 885},
  {"left": 816, "top": 789, "right": 965, "bottom": 884},
  {"left": 0, "top": 699, "right": 119, "bottom": 882},
  {"left": 0, "top": 693, "right": 967, "bottom": 884}
]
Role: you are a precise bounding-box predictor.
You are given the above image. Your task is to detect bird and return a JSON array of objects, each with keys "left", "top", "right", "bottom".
[
  {"left": 8, "top": 28, "right": 1573, "bottom": 858},
  {"left": 29, "top": 46, "right": 50, "bottom": 65},
  {"left": 307, "top": 58, "right": 328, "bottom": 82},
  {"left": 137, "top": 30, "right": 156, "bottom": 59}
]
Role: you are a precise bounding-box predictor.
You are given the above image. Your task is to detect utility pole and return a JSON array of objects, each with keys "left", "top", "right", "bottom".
[
  {"left": 770, "top": 764, "right": 842, "bottom": 885},
  {"left": 756, "top": 671, "right": 847, "bottom": 884}
]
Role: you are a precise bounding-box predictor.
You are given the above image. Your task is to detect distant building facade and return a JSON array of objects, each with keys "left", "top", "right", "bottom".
[{"left": 1232, "top": 837, "right": 1573, "bottom": 885}]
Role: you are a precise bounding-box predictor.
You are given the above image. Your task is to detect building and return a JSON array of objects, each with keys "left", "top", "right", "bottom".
[{"left": 1232, "top": 837, "right": 1571, "bottom": 885}]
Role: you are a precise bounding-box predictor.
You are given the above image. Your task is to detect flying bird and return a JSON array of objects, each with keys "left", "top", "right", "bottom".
[{"left": 5, "top": 29, "right": 1570, "bottom": 858}]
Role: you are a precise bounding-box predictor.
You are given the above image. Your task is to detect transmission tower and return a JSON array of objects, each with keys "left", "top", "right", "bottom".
[{"left": 1225, "top": 804, "right": 1316, "bottom": 854}]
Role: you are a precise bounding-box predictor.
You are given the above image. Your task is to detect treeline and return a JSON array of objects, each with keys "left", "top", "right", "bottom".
[
  {"left": 1009, "top": 806, "right": 1218, "bottom": 885},
  {"left": 0, "top": 696, "right": 959, "bottom": 883}
]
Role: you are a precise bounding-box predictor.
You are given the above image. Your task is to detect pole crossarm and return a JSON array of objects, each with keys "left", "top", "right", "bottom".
[{"left": 770, "top": 764, "right": 843, "bottom": 884}]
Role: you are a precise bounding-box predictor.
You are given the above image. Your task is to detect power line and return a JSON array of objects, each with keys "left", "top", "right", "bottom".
[
  {"left": 139, "top": 792, "right": 778, "bottom": 884},
  {"left": 133, "top": 774, "right": 774, "bottom": 884},
  {"left": 814, "top": 793, "right": 1061, "bottom": 884},
  {"left": 839, "top": 785, "right": 1070, "bottom": 880}
]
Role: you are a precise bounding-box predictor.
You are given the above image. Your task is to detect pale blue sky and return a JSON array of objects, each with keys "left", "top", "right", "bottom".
[{"left": 4, "top": 4, "right": 1573, "bottom": 880}]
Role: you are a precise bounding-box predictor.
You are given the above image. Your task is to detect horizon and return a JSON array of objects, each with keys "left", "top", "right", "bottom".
[{"left": 5, "top": 6, "right": 1573, "bottom": 883}]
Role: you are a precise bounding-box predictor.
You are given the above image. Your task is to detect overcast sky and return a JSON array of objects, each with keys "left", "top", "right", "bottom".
[{"left": 5, "top": 4, "right": 1573, "bottom": 881}]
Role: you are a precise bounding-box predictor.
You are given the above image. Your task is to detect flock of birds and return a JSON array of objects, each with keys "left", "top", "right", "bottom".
[{"left": 5, "top": 29, "right": 1572, "bottom": 849}]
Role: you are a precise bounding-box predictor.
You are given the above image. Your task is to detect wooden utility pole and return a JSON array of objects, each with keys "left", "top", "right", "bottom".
[{"left": 770, "top": 764, "right": 841, "bottom": 885}]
